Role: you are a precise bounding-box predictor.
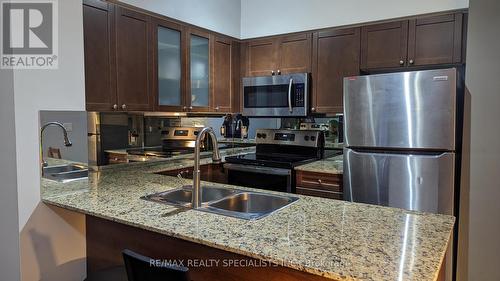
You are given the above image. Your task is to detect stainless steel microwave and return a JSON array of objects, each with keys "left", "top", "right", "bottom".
[{"left": 242, "top": 73, "right": 309, "bottom": 117}]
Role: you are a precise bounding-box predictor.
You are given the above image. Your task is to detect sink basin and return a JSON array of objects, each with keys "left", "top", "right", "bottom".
[
  {"left": 44, "top": 164, "right": 86, "bottom": 174},
  {"left": 43, "top": 164, "right": 89, "bottom": 183},
  {"left": 142, "top": 186, "right": 299, "bottom": 220},
  {"left": 142, "top": 186, "right": 237, "bottom": 207},
  {"left": 204, "top": 192, "right": 299, "bottom": 220}
]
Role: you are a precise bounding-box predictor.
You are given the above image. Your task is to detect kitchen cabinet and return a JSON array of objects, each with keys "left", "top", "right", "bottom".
[
  {"left": 83, "top": 2, "right": 154, "bottom": 112},
  {"left": 361, "top": 12, "right": 464, "bottom": 70},
  {"left": 245, "top": 33, "right": 312, "bottom": 76},
  {"left": 360, "top": 21, "right": 409, "bottom": 69},
  {"left": 115, "top": 6, "right": 153, "bottom": 111},
  {"left": 83, "top": 0, "right": 116, "bottom": 111},
  {"left": 186, "top": 28, "right": 211, "bottom": 112},
  {"left": 212, "top": 36, "right": 233, "bottom": 112},
  {"left": 245, "top": 38, "right": 278, "bottom": 76},
  {"left": 278, "top": 33, "right": 312, "bottom": 74},
  {"left": 152, "top": 18, "right": 185, "bottom": 112},
  {"left": 311, "top": 28, "right": 360, "bottom": 114},
  {"left": 407, "top": 13, "right": 464, "bottom": 66},
  {"left": 296, "top": 170, "right": 343, "bottom": 200}
]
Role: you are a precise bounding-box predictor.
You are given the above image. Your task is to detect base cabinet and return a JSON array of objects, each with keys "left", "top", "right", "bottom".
[
  {"left": 86, "top": 215, "right": 332, "bottom": 281},
  {"left": 296, "top": 170, "right": 343, "bottom": 200}
]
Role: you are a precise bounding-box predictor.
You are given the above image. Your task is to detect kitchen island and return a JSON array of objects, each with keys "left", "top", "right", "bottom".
[{"left": 42, "top": 152, "right": 454, "bottom": 281}]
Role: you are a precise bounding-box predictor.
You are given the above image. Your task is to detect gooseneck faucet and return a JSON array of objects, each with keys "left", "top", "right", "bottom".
[
  {"left": 192, "top": 127, "right": 221, "bottom": 209},
  {"left": 40, "top": 122, "right": 72, "bottom": 167}
]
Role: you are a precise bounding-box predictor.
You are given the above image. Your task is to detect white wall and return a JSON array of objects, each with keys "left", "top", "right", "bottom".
[
  {"left": 0, "top": 63, "right": 21, "bottom": 281},
  {"left": 121, "top": 0, "right": 241, "bottom": 38},
  {"left": 12, "top": 0, "right": 87, "bottom": 280},
  {"left": 465, "top": 0, "right": 500, "bottom": 280},
  {"left": 241, "top": 0, "right": 469, "bottom": 38}
]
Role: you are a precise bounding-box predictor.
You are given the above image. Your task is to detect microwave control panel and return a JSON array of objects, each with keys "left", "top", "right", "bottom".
[{"left": 294, "top": 84, "right": 305, "bottom": 107}]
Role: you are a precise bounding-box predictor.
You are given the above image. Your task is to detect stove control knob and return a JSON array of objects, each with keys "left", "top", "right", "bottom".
[
  {"left": 262, "top": 133, "right": 267, "bottom": 138},
  {"left": 304, "top": 135, "right": 310, "bottom": 141},
  {"left": 257, "top": 133, "right": 262, "bottom": 138},
  {"left": 310, "top": 136, "right": 316, "bottom": 141}
]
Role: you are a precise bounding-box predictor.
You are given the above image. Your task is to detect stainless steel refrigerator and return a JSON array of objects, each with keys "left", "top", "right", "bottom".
[{"left": 343, "top": 68, "right": 460, "bottom": 281}]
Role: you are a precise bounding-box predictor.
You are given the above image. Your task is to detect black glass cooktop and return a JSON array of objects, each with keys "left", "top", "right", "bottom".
[{"left": 224, "top": 153, "right": 318, "bottom": 169}]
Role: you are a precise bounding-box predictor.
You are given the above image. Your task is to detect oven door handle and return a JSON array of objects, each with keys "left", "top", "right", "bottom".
[
  {"left": 288, "top": 78, "right": 293, "bottom": 113},
  {"left": 224, "top": 163, "right": 291, "bottom": 176}
]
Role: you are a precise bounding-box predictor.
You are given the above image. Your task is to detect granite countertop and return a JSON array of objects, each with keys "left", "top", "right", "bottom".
[
  {"left": 41, "top": 152, "right": 454, "bottom": 281},
  {"left": 295, "top": 155, "right": 343, "bottom": 175}
]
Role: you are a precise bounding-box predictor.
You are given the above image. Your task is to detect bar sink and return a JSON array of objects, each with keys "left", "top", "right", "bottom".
[
  {"left": 142, "top": 186, "right": 237, "bottom": 207},
  {"left": 204, "top": 192, "right": 299, "bottom": 220},
  {"left": 42, "top": 164, "right": 89, "bottom": 183}
]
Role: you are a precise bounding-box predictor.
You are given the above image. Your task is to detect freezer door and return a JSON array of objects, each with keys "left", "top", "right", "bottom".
[
  {"left": 343, "top": 148, "right": 455, "bottom": 214},
  {"left": 344, "top": 68, "right": 456, "bottom": 150}
]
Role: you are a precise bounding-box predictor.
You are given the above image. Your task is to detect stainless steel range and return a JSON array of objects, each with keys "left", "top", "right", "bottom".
[
  {"left": 224, "top": 129, "right": 328, "bottom": 193},
  {"left": 125, "top": 127, "right": 219, "bottom": 161}
]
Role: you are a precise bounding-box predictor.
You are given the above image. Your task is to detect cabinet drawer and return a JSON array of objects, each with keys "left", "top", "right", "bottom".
[
  {"left": 296, "top": 187, "right": 343, "bottom": 200},
  {"left": 296, "top": 171, "right": 342, "bottom": 192},
  {"left": 107, "top": 153, "right": 128, "bottom": 164}
]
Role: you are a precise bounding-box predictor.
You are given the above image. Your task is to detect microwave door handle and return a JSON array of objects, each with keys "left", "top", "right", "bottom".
[{"left": 288, "top": 78, "right": 293, "bottom": 113}]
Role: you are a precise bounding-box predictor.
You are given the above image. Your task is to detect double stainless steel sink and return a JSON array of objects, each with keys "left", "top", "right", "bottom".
[
  {"left": 42, "top": 164, "right": 89, "bottom": 183},
  {"left": 142, "top": 186, "right": 299, "bottom": 220}
]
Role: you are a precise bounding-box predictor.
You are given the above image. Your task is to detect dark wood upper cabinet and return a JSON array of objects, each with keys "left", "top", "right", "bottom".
[
  {"left": 361, "top": 13, "right": 464, "bottom": 70},
  {"left": 361, "top": 21, "right": 409, "bottom": 69},
  {"left": 83, "top": 0, "right": 116, "bottom": 111},
  {"left": 312, "top": 28, "right": 360, "bottom": 114},
  {"left": 278, "top": 33, "right": 312, "bottom": 74},
  {"left": 151, "top": 18, "right": 185, "bottom": 112},
  {"left": 407, "top": 13, "right": 463, "bottom": 66},
  {"left": 212, "top": 36, "right": 233, "bottom": 112},
  {"left": 246, "top": 38, "right": 278, "bottom": 76},
  {"left": 115, "top": 6, "right": 153, "bottom": 111},
  {"left": 186, "top": 28, "right": 211, "bottom": 112},
  {"left": 245, "top": 34, "right": 312, "bottom": 76}
]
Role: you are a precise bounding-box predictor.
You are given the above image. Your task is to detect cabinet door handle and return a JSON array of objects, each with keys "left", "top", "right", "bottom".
[
  {"left": 399, "top": 60, "right": 405, "bottom": 66},
  {"left": 277, "top": 69, "right": 281, "bottom": 75},
  {"left": 215, "top": 106, "right": 220, "bottom": 111},
  {"left": 311, "top": 107, "right": 316, "bottom": 112},
  {"left": 183, "top": 106, "right": 187, "bottom": 111},
  {"left": 271, "top": 70, "right": 275, "bottom": 76},
  {"left": 409, "top": 59, "right": 414, "bottom": 65},
  {"left": 121, "top": 104, "right": 127, "bottom": 110},
  {"left": 317, "top": 179, "right": 322, "bottom": 184},
  {"left": 112, "top": 104, "right": 118, "bottom": 110},
  {"left": 189, "top": 106, "right": 193, "bottom": 110}
]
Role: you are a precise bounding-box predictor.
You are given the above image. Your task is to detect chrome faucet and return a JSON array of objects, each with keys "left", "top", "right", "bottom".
[
  {"left": 192, "top": 127, "right": 221, "bottom": 209},
  {"left": 40, "top": 122, "right": 72, "bottom": 168}
]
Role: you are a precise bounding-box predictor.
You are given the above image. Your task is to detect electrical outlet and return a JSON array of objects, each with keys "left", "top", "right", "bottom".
[{"left": 63, "top": 123, "right": 73, "bottom": 132}]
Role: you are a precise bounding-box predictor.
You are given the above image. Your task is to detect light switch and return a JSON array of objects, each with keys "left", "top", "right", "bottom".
[{"left": 63, "top": 123, "right": 73, "bottom": 132}]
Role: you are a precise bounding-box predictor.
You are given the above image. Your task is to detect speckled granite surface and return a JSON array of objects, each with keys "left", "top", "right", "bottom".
[
  {"left": 295, "top": 155, "right": 343, "bottom": 174},
  {"left": 41, "top": 151, "right": 454, "bottom": 281}
]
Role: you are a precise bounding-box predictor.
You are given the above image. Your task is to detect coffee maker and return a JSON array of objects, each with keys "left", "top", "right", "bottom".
[{"left": 220, "top": 114, "right": 249, "bottom": 139}]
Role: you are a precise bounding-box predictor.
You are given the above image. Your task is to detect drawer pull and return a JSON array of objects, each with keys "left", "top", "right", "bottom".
[{"left": 302, "top": 179, "right": 338, "bottom": 187}]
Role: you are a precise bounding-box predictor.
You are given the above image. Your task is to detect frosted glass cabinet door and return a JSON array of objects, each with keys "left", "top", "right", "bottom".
[
  {"left": 157, "top": 26, "right": 182, "bottom": 106},
  {"left": 190, "top": 35, "right": 210, "bottom": 107}
]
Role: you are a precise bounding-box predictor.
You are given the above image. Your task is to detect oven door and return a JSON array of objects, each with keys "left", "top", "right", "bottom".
[
  {"left": 224, "top": 163, "right": 293, "bottom": 193},
  {"left": 242, "top": 73, "right": 308, "bottom": 117}
]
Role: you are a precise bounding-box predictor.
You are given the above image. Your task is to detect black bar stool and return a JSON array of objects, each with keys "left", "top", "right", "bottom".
[
  {"left": 83, "top": 266, "right": 127, "bottom": 281},
  {"left": 122, "top": 249, "right": 190, "bottom": 281}
]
